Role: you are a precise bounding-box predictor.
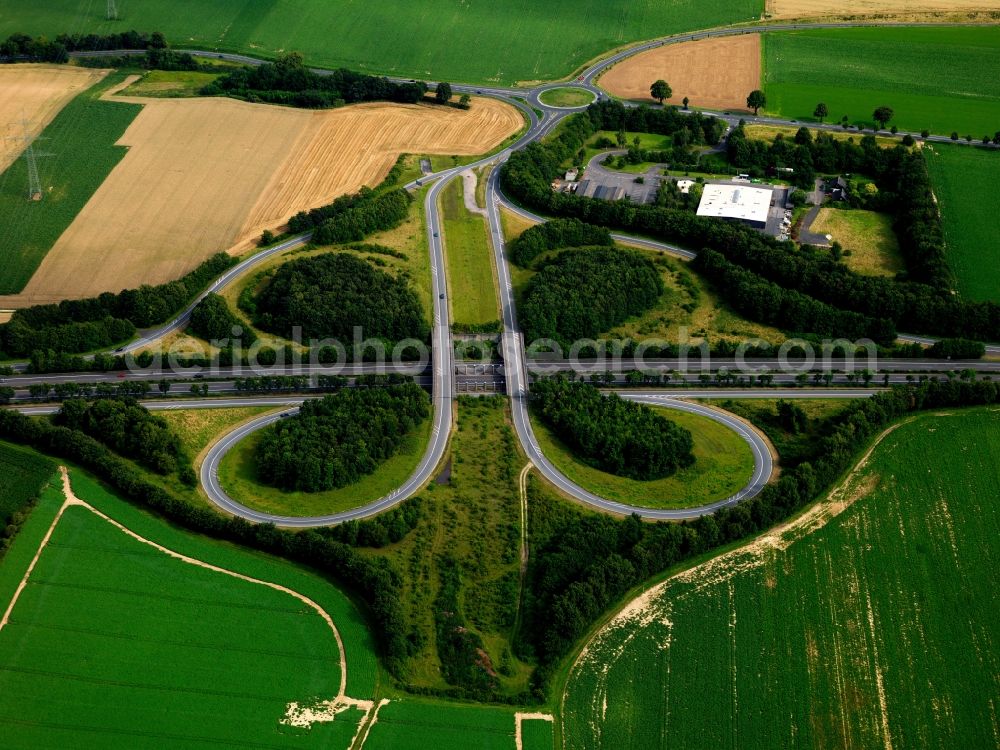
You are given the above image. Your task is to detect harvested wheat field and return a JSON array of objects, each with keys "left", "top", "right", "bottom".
[
  {"left": 0, "top": 65, "right": 108, "bottom": 172},
  {"left": 18, "top": 96, "right": 520, "bottom": 301},
  {"left": 598, "top": 35, "right": 760, "bottom": 111},
  {"left": 767, "top": 0, "right": 1000, "bottom": 19}
]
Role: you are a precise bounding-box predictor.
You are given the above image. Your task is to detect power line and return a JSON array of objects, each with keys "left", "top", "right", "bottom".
[{"left": 5, "top": 117, "right": 55, "bottom": 201}]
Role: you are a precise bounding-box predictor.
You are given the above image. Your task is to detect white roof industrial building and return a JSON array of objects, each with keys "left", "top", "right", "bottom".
[{"left": 696, "top": 184, "right": 773, "bottom": 228}]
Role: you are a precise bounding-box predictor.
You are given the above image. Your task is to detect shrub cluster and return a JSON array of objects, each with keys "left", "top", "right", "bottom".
[
  {"left": 54, "top": 398, "right": 189, "bottom": 478},
  {"left": 188, "top": 293, "right": 255, "bottom": 345},
  {"left": 694, "top": 249, "right": 895, "bottom": 343},
  {"left": 532, "top": 377, "right": 694, "bottom": 480}
]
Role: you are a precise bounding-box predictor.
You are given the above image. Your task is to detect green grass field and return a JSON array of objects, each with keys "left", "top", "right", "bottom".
[
  {"left": 119, "top": 69, "right": 224, "bottom": 97},
  {"left": 0, "top": 467, "right": 381, "bottom": 748},
  {"left": 924, "top": 144, "right": 1000, "bottom": 303},
  {"left": 1, "top": 0, "right": 761, "bottom": 85},
  {"left": 762, "top": 27, "right": 1000, "bottom": 136},
  {"left": 530, "top": 405, "right": 755, "bottom": 509},
  {"left": 217, "top": 416, "right": 432, "bottom": 517},
  {"left": 158, "top": 406, "right": 280, "bottom": 457},
  {"left": 563, "top": 407, "right": 1000, "bottom": 749},
  {"left": 0, "top": 441, "right": 56, "bottom": 526},
  {"left": 538, "top": 88, "right": 595, "bottom": 108},
  {"left": 364, "top": 699, "right": 524, "bottom": 749},
  {"left": 810, "top": 208, "right": 903, "bottom": 278},
  {"left": 441, "top": 176, "right": 499, "bottom": 328},
  {"left": 0, "top": 71, "right": 141, "bottom": 294}
]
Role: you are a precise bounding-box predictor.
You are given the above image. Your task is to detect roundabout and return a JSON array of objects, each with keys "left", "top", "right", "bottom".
[{"left": 536, "top": 86, "right": 597, "bottom": 109}]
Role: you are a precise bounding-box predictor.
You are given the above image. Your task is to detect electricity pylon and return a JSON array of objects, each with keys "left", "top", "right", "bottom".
[
  {"left": 107, "top": 0, "right": 119, "bottom": 20},
  {"left": 5, "top": 118, "right": 54, "bottom": 201}
]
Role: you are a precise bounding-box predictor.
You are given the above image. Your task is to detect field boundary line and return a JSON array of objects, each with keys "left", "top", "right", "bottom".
[
  {"left": 0, "top": 477, "right": 83, "bottom": 632},
  {"left": 515, "top": 712, "right": 554, "bottom": 750},
  {"left": 53, "top": 467, "right": 349, "bottom": 700},
  {"left": 353, "top": 698, "right": 389, "bottom": 750}
]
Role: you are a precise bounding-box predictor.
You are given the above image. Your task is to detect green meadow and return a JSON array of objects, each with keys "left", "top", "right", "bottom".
[
  {"left": 563, "top": 407, "right": 1000, "bottom": 749},
  {"left": 763, "top": 27, "right": 1000, "bottom": 136},
  {"left": 1, "top": 0, "right": 762, "bottom": 85}
]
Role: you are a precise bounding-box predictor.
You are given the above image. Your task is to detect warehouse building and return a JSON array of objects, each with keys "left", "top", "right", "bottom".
[{"left": 695, "top": 184, "right": 774, "bottom": 230}]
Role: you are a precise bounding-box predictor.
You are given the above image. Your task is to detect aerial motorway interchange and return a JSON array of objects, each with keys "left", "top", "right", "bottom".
[{"left": 0, "top": 2, "right": 999, "bottom": 748}]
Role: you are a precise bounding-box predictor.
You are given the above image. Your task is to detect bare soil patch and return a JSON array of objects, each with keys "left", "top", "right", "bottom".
[
  {"left": 766, "top": 0, "right": 1000, "bottom": 20},
  {"left": 0, "top": 65, "right": 109, "bottom": 172},
  {"left": 17, "top": 96, "right": 520, "bottom": 301},
  {"left": 598, "top": 36, "right": 761, "bottom": 111}
]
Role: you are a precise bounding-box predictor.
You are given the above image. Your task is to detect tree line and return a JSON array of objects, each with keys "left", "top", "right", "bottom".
[
  {"left": 0, "top": 406, "right": 416, "bottom": 678},
  {"left": 500, "top": 112, "right": 1000, "bottom": 344},
  {"left": 202, "top": 52, "right": 427, "bottom": 109},
  {"left": 253, "top": 252, "right": 429, "bottom": 344},
  {"left": 0, "top": 253, "right": 237, "bottom": 359},
  {"left": 694, "top": 249, "right": 896, "bottom": 343},
  {"left": 508, "top": 218, "right": 612, "bottom": 267},
  {"left": 256, "top": 383, "right": 430, "bottom": 492},
  {"left": 520, "top": 377, "right": 1000, "bottom": 694},
  {"left": 54, "top": 398, "right": 192, "bottom": 481},
  {"left": 532, "top": 377, "right": 694, "bottom": 481},
  {"left": 520, "top": 247, "right": 663, "bottom": 347},
  {"left": 317, "top": 497, "right": 423, "bottom": 548}
]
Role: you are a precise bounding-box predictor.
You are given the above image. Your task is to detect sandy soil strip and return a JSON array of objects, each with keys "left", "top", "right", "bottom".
[
  {"left": 518, "top": 463, "right": 532, "bottom": 573},
  {"left": 0, "top": 65, "right": 109, "bottom": 173},
  {"left": 0, "top": 473, "right": 76, "bottom": 632},
  {"left": 353, "top": 698, "right": 390, "bottom": 750},
  {"left": 767, "top": 0, "right": 1000, "bottom": 20},
  {"left": 461, "top": 169, "right": 486, "bottom": 216},
  {"left": 598, "top": 36, "right": 761, "bottom": 111},
  {"left": 514, "top": 712, "right": 554, "bottom": 750},
  {"left": 52, "top": 467, "right": 348, "bottom": 701}
]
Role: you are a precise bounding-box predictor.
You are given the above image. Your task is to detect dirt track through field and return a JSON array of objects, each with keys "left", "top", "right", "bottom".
[
  {"left": 598, "top": 36, "right": 761, "bottom": 111},
  {"left": 767, "top": 0, "right": 1000, "bottom": 19},
  {"left": 1, "top": 467, "right": 350, "bottom": 702},
  {"left": 0, "top": 65, "right": 108, "bottom": 173},
  {"left": 15, "top": 96, "right": 521, "bottom": 302}
]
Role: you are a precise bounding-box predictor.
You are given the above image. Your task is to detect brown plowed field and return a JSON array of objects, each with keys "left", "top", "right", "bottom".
[
  {"left": 767, "top": 0, "right": 1000, "bottom": 19},
  {"left": 598, "top": 36, "right": 761, "bottom": 112},
  {"left": 0, "top": 65, "right": 108, "bottom": 172},
  {"left": 17, "top": 96, "right": 521, "bottom": 301}
]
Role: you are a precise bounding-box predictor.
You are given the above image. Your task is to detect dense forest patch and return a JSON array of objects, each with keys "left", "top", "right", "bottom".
[
  {"left": 255, "top": 384, "right": 430, "bottom": 492},
  {"left": 253, "top": 253, "right": 429, "bottom": 344},
  {"left": 531, "top": 378, "right": 694, "bottom": 481}
]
